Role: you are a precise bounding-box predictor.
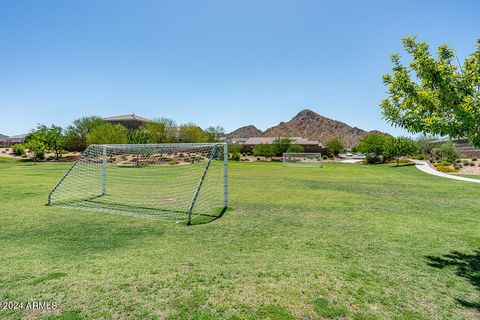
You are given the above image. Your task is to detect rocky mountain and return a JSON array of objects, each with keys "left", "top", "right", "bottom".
[
  {"left": 227, "top": 109, "right": 383, "bottom": 147},
  {"left": 227, "top": 125, "right": 263, "bottom": 138}
]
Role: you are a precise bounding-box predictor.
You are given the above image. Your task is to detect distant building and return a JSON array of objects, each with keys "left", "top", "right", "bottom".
[
  {"left": 233, "top": 136, "right": 324, "bottom": 153},
  {"left": 103, "top": 114, "right": 153, "bottom": 130},
  {"left": 0, "top": 134, "right": 27, "bottom": 146}
]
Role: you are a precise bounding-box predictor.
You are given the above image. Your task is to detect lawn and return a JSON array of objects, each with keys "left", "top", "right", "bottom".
[{"left": 1, "top": 160, "right": 480, "bottom": 319}]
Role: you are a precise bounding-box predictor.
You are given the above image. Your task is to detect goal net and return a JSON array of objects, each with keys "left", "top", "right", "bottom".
[
  {"left": 283, "top": 153, "right": 323, "bottom": 167},
  {"left": 48, "top": 143, "right": 228, "bottom": 224}
]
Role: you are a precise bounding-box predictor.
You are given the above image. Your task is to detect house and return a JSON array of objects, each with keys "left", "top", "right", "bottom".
[
  {"left": 103, "top": 114, "right": 153, "bottom": 129},
  {"left": 0, "top": 133, "right": 27, "bottom": 146},
  {"left": 236, "top": 136, "right": 324, "bottom": 153}
]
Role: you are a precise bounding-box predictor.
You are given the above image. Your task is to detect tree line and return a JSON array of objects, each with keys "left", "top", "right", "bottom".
[{"left": 12, "top": 116, "right": 225, "bottom": 162}]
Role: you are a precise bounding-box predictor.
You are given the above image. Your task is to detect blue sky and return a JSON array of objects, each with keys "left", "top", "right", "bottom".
[{"left": 0, "top": 0, "right": 479, "bottom": 136}]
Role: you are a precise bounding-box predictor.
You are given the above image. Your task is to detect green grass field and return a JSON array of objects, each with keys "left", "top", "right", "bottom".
[{"left": 1, "top": 159, "right": 480, "bottom": 319}]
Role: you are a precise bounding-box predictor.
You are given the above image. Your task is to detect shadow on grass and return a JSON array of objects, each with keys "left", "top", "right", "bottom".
[
  {"left": 192, "top": 207, "right": 228, "bottom": 225},
  {"left": 427, "top": 250, "right": 480, "bottom": 311}
]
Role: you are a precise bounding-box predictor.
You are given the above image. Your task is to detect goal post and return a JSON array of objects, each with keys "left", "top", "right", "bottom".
[
  {"left": 283, "top": 152, "right": 323, "bottom": 167},
  {"left": 48, "top": 143, "right": 228, "bottom": 224}
]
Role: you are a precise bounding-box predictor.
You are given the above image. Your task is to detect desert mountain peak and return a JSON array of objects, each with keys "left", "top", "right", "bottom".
[{"left": 227, "top": 109, "right": 383, "bottom": 147}]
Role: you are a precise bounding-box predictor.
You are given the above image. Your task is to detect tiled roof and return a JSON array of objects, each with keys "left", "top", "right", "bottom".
[{"left": 103, "top": 114, "right": 153, "bottom": 122}]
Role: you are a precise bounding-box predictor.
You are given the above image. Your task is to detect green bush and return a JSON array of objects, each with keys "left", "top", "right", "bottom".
[
  {"left": 231, "top": 152, "right": 241, "bottom": 161},
  {"left": 472, "top": 158, "right": 478, "bottom": 161},
  {"left": 432, "top": 141, "right": 458, "bottom": 163},
  {"left": 253, "top": 144, "right": 275, "bottom": 158},
  {"left": 328, "top": 154, "right": 334, "bottom": 160},
  {"left": 365, "top": 154, "right": 381, "bottom": 164},
  {"left": 463, "top": 160, "right": 470, "bottom": 165},
  {"left": 470, "top": 162, "right": 475, "bottom": 166},
  {"left": 12, "top": 144, "right": 26, "bottom": 156},
  {"left": 286, "top": 144, "right": 304, "bottom": 153},
  {"left": 436, "top": 165, "right": 459, "bottom": 173},
  {"left": 322, "top": 155, "right": 328, "bottom": 160},
  {"left": 416, "top": 154, "right": 425, "bottom": 160}
]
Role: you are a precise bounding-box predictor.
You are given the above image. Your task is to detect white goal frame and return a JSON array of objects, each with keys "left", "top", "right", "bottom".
[
  {"left": 282, "top": 152, "right": 323, "bottom": 167},
  {"left": 48, "top": 143, "right": 228, "bottom": 224}
]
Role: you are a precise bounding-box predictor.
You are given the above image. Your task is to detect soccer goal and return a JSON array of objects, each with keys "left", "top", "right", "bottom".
[
  {"left": 48, "top": 143, "right": 228, "bottom": 224},
  {"left": 283, "top": 152, "right": 323, "bottom": 167}
]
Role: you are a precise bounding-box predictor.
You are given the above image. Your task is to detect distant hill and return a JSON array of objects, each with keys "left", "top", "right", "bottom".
[
  {"left": 227, "top": 125, "right": 263, "bottom": 138},
  {"left": 227, "top": 109, "right": 384, "bottom": 147}
]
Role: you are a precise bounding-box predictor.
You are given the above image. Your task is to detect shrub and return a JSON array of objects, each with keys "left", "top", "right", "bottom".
[
  {"left": 453, "top": 164, "right": 461, "bottom": 170},
  {"left": 231, "top": 152, "right": 241, "bottom": 161},
  {"left": 463, "top": 160, "right": 470, "bottom": 165},
  {"left": 12, "top": 144, "right": 26, "bottom": 156},
  {"left": 436, "top": 165, "right": 459, "bottom": 173},
  {"left": 472, "top": 158, "right": 478, "bottom": 161},
  {"left": 286, "top": 144, "right": 304, "bottom": 153},
  {"left": 470, "top": 162, "right": 475, "bottom": 166},
  {"left": 433, "top": 161, "right": 452, "bottom": 167},
  {"left": 322, "top": 155, "right": 328, "bottom": 160},
  {"left": 432, "top": 141, "right": 459, "bottom": 163},
  {"left": 253, "top": 144, "right": 275, "bottom": 158},
  {"left": 416, "top": 154, "right": 425, "bottom": 160},
  {"left": 328, "top": 154, "right": 334, "bottom": 160},
  {"left": 366, "top": 154, "right": 381, "bottom": 164}
]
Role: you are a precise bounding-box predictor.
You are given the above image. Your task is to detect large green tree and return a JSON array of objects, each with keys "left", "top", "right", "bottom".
[
  {"left": 178, "top": 124, "right": 206, "bottom": 143},
  {"left": 141, "top": 118, "right": 178, "bottom": 143},
  {"left": 381, "top": 36, "right": 480, "bottom": 146},
  {"left": 86, "top": 124, "right": 128, "bottom": 145},
  {"left": 383, "top": 136, "right": 418, "bottom": 166},
  {"left": 273, "top": 137, "right": 292, "bottom": 156},
  {"left": 325, "top": 138, "right": 344, "bottom": 156},
  {"left": 27, "top": 124, "right": 65, "bottom": 159},
  {"left": 355, "top": 133, "right": 389, "bottom": 163},
  {"left": 64, "top": 116, "right": 105, "bottom": 150},
  {"left": 204, "top": 126, "right": 225, "bottom": 142}
]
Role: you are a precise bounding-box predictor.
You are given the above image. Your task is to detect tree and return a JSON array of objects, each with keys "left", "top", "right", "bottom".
[
  {"left": 44, "top": 125, "right": 65, "bottom": 159},
  {"left": 356, "top": 133, "right": 389, "bottom": 163},
  {"left": 64, "top": 116, "right": 105, "bottom": 151},
  {"left": 127, "top": 129, "right": 155, "bottom": 144},
  {"left": 381, "top": 36, "right": 480, "bottom": 147},
  {"left": 178, "top": 124, "right": 206, "bottom": 143},
  {"left": 325, "top": 138, "right": 344, "bottom": 156},
  {"left": 27, "top": 124, "right": 65, "bottom": 160},
  {"left": 286, "top": 144, "right": 304, "bottom": 153},
  {"left": 273, "top": 137, "right": 292, "bottom": 156},
  {"left": 141, "top": 118, "right": 178, "bottom": 143},
  {"left": 86, "top": 124, "right": 128, "bottom": 145},
  {"left": 11, "top": 144, "right": 26, "bottom": 156},
  {"left": 417, "top": 134, "right": 437, "bottom": 158},
  {"left": 205, "top": 126, "right": 225, "bottom": 142},
  {"left": 253, "top": 144, "right": 275, "bottom": 158},
  {"left": 383, "top": 137, "right": 418, "bottom": 166},
  {"left": 25, "top": 138, "right": 46, "bottom": 164},
  {"left": 432, "top": 141, "right": 459, "bottom": 163}
]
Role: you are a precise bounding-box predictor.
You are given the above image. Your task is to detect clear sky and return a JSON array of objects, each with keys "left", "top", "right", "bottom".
[{"left": 0, "top": 0, "right": 479, "bottom": 136}]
